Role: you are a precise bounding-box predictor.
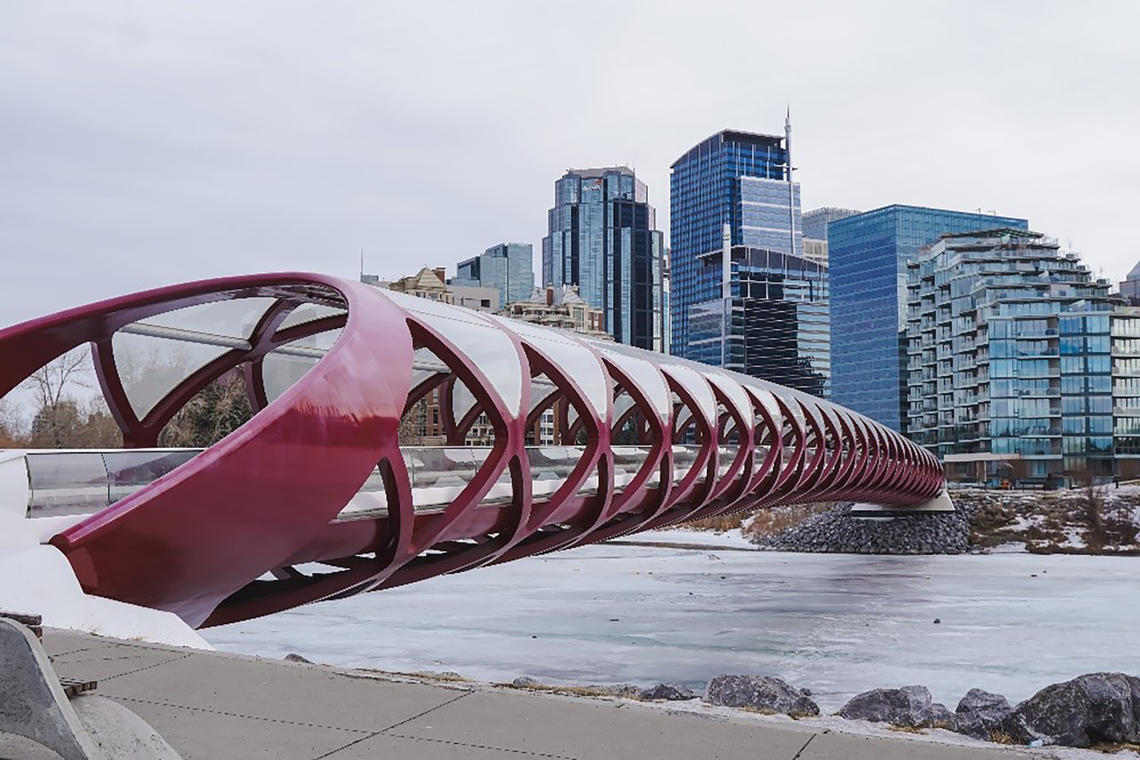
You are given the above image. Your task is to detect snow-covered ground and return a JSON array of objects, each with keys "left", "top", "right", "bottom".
[
  {"left": 958, "top": 484, "right": 1140, "bottom": 553},
  {"left": 613, "top": 527, "right": 757, "bottom": 550},
  {"left": 206, "top": 540, "right": 1140, "bottom": 713}
]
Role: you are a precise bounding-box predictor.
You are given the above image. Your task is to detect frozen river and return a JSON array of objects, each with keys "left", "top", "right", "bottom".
[{"left": 205, "top": 539, "right": 1139, "bottom": 711}]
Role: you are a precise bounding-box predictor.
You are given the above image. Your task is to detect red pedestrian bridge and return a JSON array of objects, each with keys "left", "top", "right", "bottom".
[{"left": 0, "top": 274, "right": 946, "bottom": 628}]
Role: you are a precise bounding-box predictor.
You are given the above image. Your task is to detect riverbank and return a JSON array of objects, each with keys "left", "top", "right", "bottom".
[
  {"left": 682, "top": 485, "right": 1140, "bottom": 556},
  {"left": 208, "top": 547, "right": 1139, "bottom": 714},
  {"left": 35, "top": 627, "right": 1093, "bottom": 759},
  {"left": 954, "top": 485, "right": 1140, "bottom": 554}
]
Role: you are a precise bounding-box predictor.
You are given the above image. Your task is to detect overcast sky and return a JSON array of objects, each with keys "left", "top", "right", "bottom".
[{"left": 1, "top": 1, "right": 1136, "bottom": 328}]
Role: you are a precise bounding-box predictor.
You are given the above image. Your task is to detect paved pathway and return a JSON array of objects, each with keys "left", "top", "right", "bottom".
[{"left": 31, "top": 629, "right": 1032, "bottom": 759}]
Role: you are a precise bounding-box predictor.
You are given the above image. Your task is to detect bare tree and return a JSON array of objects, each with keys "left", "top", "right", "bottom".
[
  {"left": 0, "top": 397, "right": 26, "bottom": 446},
  {"left": 23, "top": 348, "right": 92, "bottom": 448}
]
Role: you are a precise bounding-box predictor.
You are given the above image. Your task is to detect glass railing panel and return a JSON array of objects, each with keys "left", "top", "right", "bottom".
[
  {"left": 526, "top": 446, "right": 582, "bottom": 500},
  {"left": 26, "top": 452, "right": 110, "bottom": 517},
  {"left": 105, "top": 450, "right": 199, "bottom": 503},
  {"left": 404, "top": 446, "right": 489, "bottom": 511},
  {"left": 611, "top": 446, "right": 651, "bottom": 494},
  {"left": 337, "top": 465, "right": 389, "bottom": 520},
  {"left": 671, "top": 445, "right": 701, "bottom": 486}
]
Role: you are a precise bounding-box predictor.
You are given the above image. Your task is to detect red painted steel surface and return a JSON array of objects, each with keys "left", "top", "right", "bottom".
[{"left": 0, "top": 274, "right": 946, "bottom": 628}]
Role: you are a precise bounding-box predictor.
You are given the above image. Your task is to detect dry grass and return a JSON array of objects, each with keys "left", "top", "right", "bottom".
[
  {"left": 351, "top": 667, "right": 471, "bottom": 683},
  {"left": 987, "top": 730, "right": 1019, "bottom": 745},
  {"left": 408, "top": 671, "right": 471, "bottom": 683},
  {"left": 886, "top": 724, "right": 926, "bottom": 734},
  {"left": 682, "top": 502, "right": 835, "bottom": 542},
  {"left": 500, "top": 681, "right": 633, "bottom": 699},
  {"left": 957, "top": 487, "right": 1140, "bottom": 554},
  {"left": 1089, "top": 741, "right": 1140, "bottom": 754}
]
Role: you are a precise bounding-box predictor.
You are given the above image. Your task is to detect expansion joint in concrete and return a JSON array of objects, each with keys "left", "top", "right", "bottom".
[
  {"left": 377, "top": 690, "right": 473, "bottom": 734},
  {"left": 103, "top": 694, "right": 374, "bottom": 734},
  {"left": 101, "top": 653, "right": 193, "bottom": 682},
  {"left": 385, "top": 732, "right": 579, "bottom": 759},
  {"left": 790, "top": 731, "right": 819, "bottom": 759}
]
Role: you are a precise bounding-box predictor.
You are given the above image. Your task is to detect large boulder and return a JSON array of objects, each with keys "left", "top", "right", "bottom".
[
  {"left": 952, "top": 688, "right": 1012, "bottom": 740},
  {"left": 1000, "top": 673, "right": 1140, "bottom": 747},
  {"left": 639, "top": 683, "right": 694, "bottom": 701},
  {"left": 704, "top": 675, "right": 819, "bottom": 717},
  {"left": 838, "top": 685, "right": 951, "bottom": 728}
]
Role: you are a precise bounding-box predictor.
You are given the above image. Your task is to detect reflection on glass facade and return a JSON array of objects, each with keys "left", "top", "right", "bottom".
[
  {"left": 829, "top": 205, "right": 1028, "bottom": 432},
  {"left": 802, "top": 207, "right": 859, "bottom": 242},
  {"left": 905, "top": 229, "right": 1140, "bottom": 484},
  {"left": 452, "top": 243, "right": 535, "bottom": 307},
  {"left": 670, "top": 131, "right": 804, "bottom": 360},
  {"left": 541, "top": 167, "right": 665, "bottom": 351},
  {"left": 689, "top": 247, "right": 829, "bottom": 396}
]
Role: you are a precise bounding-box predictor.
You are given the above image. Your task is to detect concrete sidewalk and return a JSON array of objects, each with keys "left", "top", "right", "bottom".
[{"left": 30, "top": 629, "right": 1031, "bottom": 760}]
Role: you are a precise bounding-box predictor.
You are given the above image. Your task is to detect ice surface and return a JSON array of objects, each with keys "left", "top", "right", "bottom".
[{"left": 205, "top": 545, "right": 1140, "bottom": 712}]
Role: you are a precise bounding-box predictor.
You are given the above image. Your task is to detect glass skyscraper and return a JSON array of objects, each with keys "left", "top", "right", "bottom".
[
  {"left": 542, "top": 166, "right": 666, "bottom": 351},
  {"left": 452, "top": 243, "right": 534, "bottom": 307},
  {"left": 906, "top": 228, "right": 1140, "bottom": 484},
  {"left": 670, "top": 129, "right": 802, "bottom": 356},
  {"left": 829, "top": 205, "right": 1028, "bottom": 432},
  {"left": 689, "top": 247, "right": 829, "bottom": 396}
]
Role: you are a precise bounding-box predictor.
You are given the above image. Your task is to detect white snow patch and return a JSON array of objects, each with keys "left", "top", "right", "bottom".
[
  {"left": 615, "top": 527, "right": 757, "bottom": 550},
  {"left": 1007, "top": 514, "right": 1041, "bottom": 532},
  {"left": 1058, "top": 526, "right": 1086, "bottom": 549},
  {"left": 984, "top": 541, "right": 1028, "bottom": 554}
]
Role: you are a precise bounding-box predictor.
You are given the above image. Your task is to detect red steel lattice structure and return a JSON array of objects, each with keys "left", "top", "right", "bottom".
[{"left": 0, "top": 274, "right": 945, "bottom": 628}]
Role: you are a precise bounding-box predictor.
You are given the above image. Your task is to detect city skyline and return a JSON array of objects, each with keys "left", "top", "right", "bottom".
[{"left": 1, "top": 3, "right": 1136, "bottom": 329}]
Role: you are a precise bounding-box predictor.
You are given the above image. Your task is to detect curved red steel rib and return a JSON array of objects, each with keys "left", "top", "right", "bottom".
[{"left": 0, "top": 274, "right": 946, "bottom": 628}]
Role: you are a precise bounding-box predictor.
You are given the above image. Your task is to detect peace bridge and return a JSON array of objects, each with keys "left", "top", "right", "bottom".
[{"left": 0, "top": 274, "right": 947, "bottom": 631}]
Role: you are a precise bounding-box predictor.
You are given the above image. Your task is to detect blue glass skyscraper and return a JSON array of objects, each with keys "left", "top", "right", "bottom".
[
  {"left": 542, "top": 166, "right": 666, "bottom": 351},
  {"left": 453, "top": 243, "right": 534, "bottom": 307},
  {"left": 829, "top": 205, "right": 1028, "bottom": 432},
  {"left": 669, "top": 129, "right": 802, "bottom": 357}
]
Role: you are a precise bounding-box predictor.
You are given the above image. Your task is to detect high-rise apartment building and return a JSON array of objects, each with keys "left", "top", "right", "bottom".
[
  {"left": 670, "top": 128, "right": 802, "bottom": 356},
  {"left": 905, "top": 229, "right": 1140, "bottom": 484},
  {"left": 541, "top": 166, "right": 666, "bottom": 351},
  {"left": 452, "top": 243, "right": 534, "bottom": 307},
  {"left": 829, "top": 205, "right": 1028, "bottom": 432}
]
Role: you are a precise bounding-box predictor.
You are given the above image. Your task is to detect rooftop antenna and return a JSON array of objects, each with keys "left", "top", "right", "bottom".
[{"left": 785, "top": 105, "right": 797, "bottom": 260}]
